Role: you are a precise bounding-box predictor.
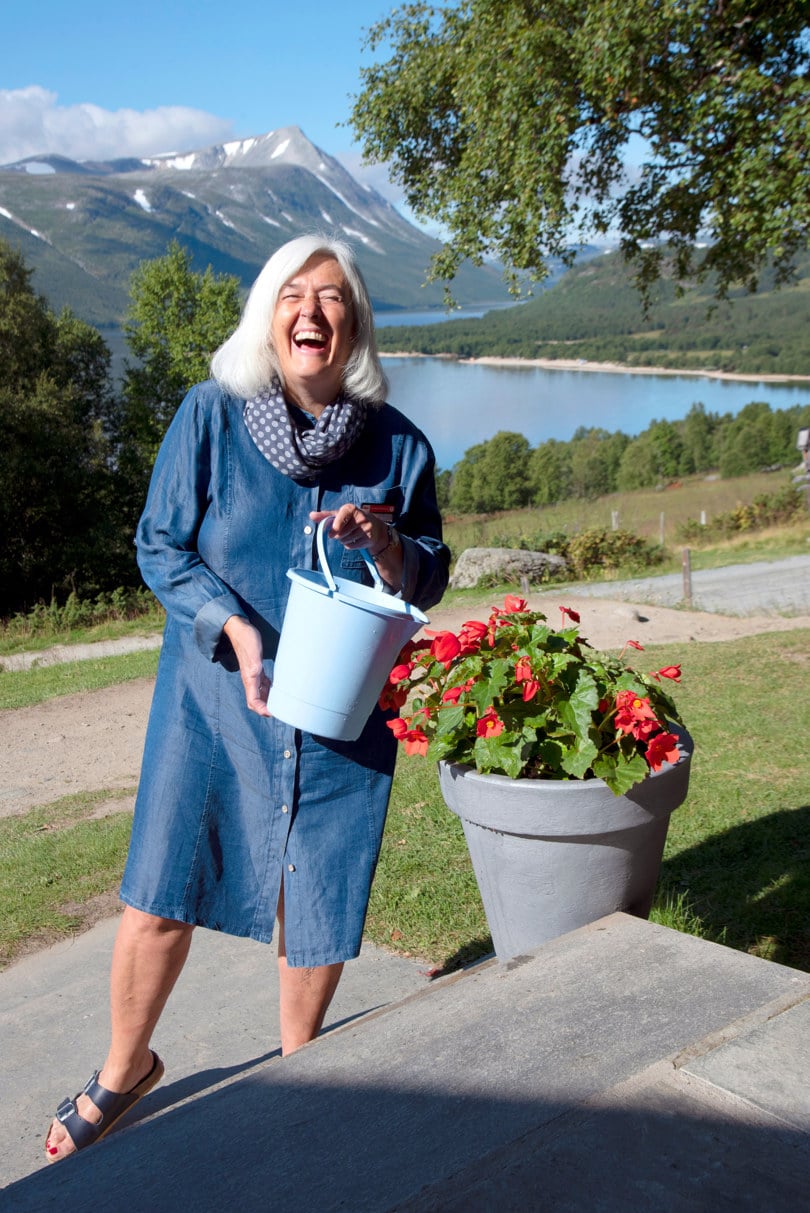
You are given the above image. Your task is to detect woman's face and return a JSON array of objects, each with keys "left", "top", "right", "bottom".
[{"left": 271, "top": 254, "right": 355, "bottom": 412}]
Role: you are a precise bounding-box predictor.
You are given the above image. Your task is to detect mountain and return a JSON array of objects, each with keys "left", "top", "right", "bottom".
[{"left": 0, "top": 126, "right": 510, "bottom": 327}]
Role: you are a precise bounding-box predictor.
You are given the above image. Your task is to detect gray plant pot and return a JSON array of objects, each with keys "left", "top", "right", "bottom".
[{"left": 438, "top": 724, "right": 693, "bottom": 960}]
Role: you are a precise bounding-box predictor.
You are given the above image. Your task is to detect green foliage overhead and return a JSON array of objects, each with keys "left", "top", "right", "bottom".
[{"left": 352, "top": 1, "right": 810, "bottom": 301}]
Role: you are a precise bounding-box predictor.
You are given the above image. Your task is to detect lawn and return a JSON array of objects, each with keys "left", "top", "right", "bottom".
[{"left": 3, "top": 629, "right": 808, "bottom": 975}]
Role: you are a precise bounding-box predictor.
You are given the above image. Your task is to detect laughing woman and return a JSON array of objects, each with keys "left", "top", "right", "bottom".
[{"left": 45, "top": 234, "right": 449, "bottom": 1161}]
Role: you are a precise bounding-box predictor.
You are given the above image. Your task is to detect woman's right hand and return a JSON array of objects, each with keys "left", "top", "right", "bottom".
[{"left": 223, "top": 615, "right": 272, "bottom": 716}]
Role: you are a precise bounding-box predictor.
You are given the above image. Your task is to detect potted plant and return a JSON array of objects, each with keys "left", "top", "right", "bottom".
[{"left": 382, "top": 595, "right": 693, "bottom": 959}]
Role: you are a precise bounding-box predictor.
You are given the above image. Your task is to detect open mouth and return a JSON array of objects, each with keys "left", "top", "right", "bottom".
[{"left": 293, "top": 329, "right": 328, "bottom": 350}]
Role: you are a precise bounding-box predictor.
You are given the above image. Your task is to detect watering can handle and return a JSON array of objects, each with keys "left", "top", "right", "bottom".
[{"left": 316, "top": 516, "right": 386, "bottom": 594}]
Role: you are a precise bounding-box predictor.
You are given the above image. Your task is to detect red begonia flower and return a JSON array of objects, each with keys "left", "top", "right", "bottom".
[
  {"left": 389, "top": 662, "right": 414, "bottom": 683},
  {"left": 458, "top": 619, "right": 488, "bottom": 654},
  {"left": 428, "top": 630, "right": 462, "bottom": 667},
  {"left": 515, "top": 656, "right": 533, "bottom": 682},
  {"left": 559, "top": 605, "right": 581, "bottom": 624},
  {"left": 386, "top": 717, "right": 409, "bottom": 738},
  {"left": 442, "top": 685, "right": 465, "bottom": 704},
  {"left": 404, "top": 728, "right": 429, "bottom": 757},
  {"left": 615, "top": 690, "right": 661, "bottom": 740},
  {"left": 522, "top": 679, "right": 540, "bottom": 702},
  {"left": 502, "top": 595, "right": 528, "bottom": 613},
  {"left": 378, "top": 685, "right": 408, "bottom": 712},
  {"left": 655, "top": 665, "right": 682, "bottom": 682},
  {"left": 476, "top": 707, "right": 504, "bottom": 738},
  {"left": 645, "top": 731, "right": 681, "bottom": 771}
]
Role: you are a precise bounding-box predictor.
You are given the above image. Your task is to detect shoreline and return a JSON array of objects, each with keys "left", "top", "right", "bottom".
[{"left": 382, "top": 350, "right": 810, "bottom": 385}]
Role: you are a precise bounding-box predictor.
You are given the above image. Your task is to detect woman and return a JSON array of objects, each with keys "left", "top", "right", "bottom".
[{"left": 45, "top": 234, "right": 450, "bottom": 1161}]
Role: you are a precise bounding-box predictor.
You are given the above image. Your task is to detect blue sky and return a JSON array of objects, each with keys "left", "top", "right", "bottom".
[{"left": 2, "top": 0, "right": 404, "bottom": 196}]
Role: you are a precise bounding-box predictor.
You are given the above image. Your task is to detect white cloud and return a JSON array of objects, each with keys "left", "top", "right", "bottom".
[{"left": 0, "top": 85, "right": 234, "bottom": 164}]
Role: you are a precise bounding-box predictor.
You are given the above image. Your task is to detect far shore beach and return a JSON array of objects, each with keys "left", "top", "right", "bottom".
[{"left": 382, "top": 350, "right": 810, "bottom": 385}]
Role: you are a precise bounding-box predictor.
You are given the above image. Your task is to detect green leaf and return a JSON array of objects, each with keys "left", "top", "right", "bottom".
[
  {"left": 593, "top": 750, "right": 649, "bottom": 796},
  {"left": 560, "top": 737, "right": 599, "bottom": 780},
  {"left": 557, "top": 669, "right": 599, "bottom": 738}
]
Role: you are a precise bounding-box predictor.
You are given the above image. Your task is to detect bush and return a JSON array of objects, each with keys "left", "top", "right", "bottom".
[
  {"left": 565, "top": 529, "right": 665, "bottom": 578},
  {"left": 675, "top": 484, "right": 806, "bottom": 544},
  {"left": 2, "top": 587, "right": 161, "bottom": 641}
]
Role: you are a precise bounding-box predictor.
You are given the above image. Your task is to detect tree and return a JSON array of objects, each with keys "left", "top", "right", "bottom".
[
  {"left": 0, "top": 242, "right": 55, "bottom": 388},
  {"left": 0, "top": 240, "right": 124, "bottom": 611},
  {"left": 351, "top": 2, "right": 810, "bottom": 301},
  {"left": 120, "top": 243, "right": 242, "bottom": 510},
  {"left": 679, "top": 403, "right": 718, "bottom": 474},
  {"left": 529, "top": 439, "right": 573, "bottom": 505},
  {"left": 449, "top": 431, "right": 533, "bottom": 512}
]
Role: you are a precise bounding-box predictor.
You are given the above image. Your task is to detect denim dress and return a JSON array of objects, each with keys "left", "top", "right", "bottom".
[{"left": 119, "top": 381, "right": 449, "bottom": 966}]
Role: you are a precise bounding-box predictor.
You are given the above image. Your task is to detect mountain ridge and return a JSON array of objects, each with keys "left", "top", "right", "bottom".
[{"left": 0, "top": 125, "right": 510, "bottom": 325}]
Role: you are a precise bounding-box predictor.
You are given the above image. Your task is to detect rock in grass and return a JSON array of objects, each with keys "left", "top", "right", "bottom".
[{"left": 449, "top": 547, "right": 568, "bottom": 590}]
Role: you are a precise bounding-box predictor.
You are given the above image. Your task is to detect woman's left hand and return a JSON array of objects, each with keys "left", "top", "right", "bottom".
[{"left": 310, "top": 505, "right": 386, "bottom": 553}]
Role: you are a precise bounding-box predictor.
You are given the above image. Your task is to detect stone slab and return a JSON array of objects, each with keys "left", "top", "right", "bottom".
[
  {"left": 0, "top": 914, "right": 430, "bottom": 1189},
  {"left": 4, "top": 914, "right": 809, "bottom": 1211},
  {"left": 683, "top": 997, "right": 810, "bottom": 1131}
]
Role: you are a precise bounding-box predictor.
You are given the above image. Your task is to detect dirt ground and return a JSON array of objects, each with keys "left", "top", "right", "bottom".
[{"left": 3, "top": 593, "right": 809, "bottom": 822}]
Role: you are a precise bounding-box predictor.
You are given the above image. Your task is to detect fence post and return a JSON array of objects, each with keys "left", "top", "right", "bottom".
[
  {"left": 682, "top": 547, "right": 693, "bottom": 607},
  {"left": 611, "top": 510, "right": 619, "bottom": 530},
  {"left": 659, "top": 511, "right": 665, "bottom": 546}
]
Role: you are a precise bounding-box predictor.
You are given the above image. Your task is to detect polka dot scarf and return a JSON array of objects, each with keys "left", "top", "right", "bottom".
[{"left": 244, "top": 379, "right": 367, "bottom": 479}]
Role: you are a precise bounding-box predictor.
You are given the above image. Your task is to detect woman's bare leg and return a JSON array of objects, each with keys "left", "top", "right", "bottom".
[
  {"left": 46, "top": 906, "right": 193, "bottom": 1159},
  {"left": 276, "top": 884, "right": 344, "bottom": 1055}
]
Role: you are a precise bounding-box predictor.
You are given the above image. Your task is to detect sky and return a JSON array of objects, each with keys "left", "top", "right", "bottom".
[{"left": 1, "top": 0, "right": 408, "bottom": 202}]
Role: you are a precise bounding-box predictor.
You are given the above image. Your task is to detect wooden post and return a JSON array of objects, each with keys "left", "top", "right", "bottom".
[
  {"left": 659, "top": 511, "right": 665, "bottom": 546},
  {"left": 611, "top": 510, "right": 619, "bottom": 531},
  {"left": 682, "top": 547, "right": 692, "bottom": 607}
]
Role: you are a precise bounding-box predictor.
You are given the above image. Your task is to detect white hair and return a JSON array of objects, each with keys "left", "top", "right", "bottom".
[{"left": 210, "top": 234, "right": 388, "bottom": 404}]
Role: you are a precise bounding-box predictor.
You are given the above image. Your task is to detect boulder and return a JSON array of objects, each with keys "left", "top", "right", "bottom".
[{"left": 449, "top": 547, "right": 568, "bottom": 590}]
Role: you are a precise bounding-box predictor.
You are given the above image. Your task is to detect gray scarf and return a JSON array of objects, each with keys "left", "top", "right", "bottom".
[{"left": 244, "top": 379, "right": 367, "bottom": 479}]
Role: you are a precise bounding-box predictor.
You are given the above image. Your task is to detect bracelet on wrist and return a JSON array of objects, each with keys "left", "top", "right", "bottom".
[{"left": 372, "top": 525, "right": 401, "bottom": 560}]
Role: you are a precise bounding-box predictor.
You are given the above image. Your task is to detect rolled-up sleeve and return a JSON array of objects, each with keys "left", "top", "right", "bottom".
[{"left": 396, "top": 431, "right": 450, "bottom": 611}]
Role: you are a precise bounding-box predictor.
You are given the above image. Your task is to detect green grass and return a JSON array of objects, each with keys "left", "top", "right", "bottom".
[
  {"left": 365, "top": 629, "right": 810, "bottom": 973},
  {"left": 442, "top": 471, "right": 810, "bottom": 568},
  {"left": 3, "top": 586, "right": 809, "bottom": 975},
  {"left": 0, "top": 649, "right": 160, "bottom": 710},
  {"left": 0, "top": 791, "right": 134, "bottom": 969}
]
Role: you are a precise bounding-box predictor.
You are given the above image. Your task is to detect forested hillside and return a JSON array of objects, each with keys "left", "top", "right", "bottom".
[
  {"left": 441, "top": 401, "right": 810, "bottom": 514},
  {"left": 378, "top": 250, "right": 810, "bottom": 376}
]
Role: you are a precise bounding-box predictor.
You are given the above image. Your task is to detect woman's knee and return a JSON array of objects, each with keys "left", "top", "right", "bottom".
[{"left": 120, "top": 905, "right": 195, "bottom": 944}]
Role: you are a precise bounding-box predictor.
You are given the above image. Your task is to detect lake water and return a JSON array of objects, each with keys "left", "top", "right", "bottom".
[{"left": 380, "top": 356, "right": 810, "bottom": 470}]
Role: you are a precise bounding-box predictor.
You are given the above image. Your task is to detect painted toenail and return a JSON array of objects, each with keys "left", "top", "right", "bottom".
[{"left": 48, "top": 1146, "right": 58, "bottom": 1155}]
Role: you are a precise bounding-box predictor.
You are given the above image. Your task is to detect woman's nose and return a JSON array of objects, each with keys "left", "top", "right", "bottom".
[{"left": 301, "top": 292, "right": 322, "bottom": 319}]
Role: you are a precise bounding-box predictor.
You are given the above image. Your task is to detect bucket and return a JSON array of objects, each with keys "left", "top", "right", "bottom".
[{"left": 267, "top": 517, "right": 429, "bottom": 740}]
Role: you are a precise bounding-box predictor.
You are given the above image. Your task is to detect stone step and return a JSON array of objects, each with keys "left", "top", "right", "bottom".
[{"left": 5, "top": 913, "right": 810, "bottom": 1211}]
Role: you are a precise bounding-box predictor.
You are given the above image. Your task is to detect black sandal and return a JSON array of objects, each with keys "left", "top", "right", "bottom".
[{"left": 47, "top": 1051, "right": 164, "bottom": 1158}]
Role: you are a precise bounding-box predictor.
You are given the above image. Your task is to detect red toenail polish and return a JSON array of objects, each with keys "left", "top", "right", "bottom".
[{"left": 48, "top": 1146, "right": 58, "bottom": 1155}]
